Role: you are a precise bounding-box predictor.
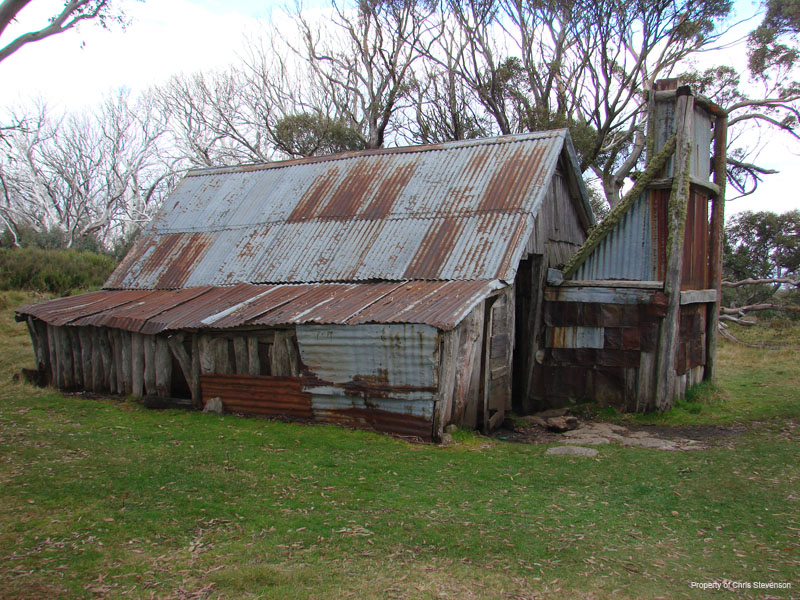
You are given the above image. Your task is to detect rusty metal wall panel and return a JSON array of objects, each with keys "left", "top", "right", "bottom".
[
  {"left": 546, "top": 326, "right": 605, "bottom": 349},
  {"left": 310, "top": 393, "right": 434, "bottom": 441},
  {"left": 105, "top": 132, "right": 571, "bottom": 289},
  {"left": 573, "top": 192, "right": 656, "bottom": 281},
  {"left": 296, "top": 323, "right": 439, "bottom": 389},
  {"left": 200, "top": 374, "right": 313, "bottom": 419},
  {"left": 297, "top": 322, "right": 440, "bottom": 441}
]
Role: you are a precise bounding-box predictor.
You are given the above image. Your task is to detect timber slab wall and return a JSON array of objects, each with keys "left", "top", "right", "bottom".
[{"left": 531, "top": 283, "right": 712, "bottom": 412}]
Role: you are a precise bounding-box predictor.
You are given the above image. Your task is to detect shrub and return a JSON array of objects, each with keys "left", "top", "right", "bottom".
[{"left": 0, "top": 248, "right": 117, "bottom": 295}]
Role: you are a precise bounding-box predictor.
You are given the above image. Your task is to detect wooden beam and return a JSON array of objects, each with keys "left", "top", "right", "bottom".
[
  {"left": 680, "top": 289, "right": 718, "bottom": 305},
  {"left": 91, "top": 328, "right": 105, "bottom": 392},
  {"left": 705, "top": 115, "right": 728, "bottom": 382},
  {"left": 131, "top": 333, "right": 144, "bottom": 398},
  {"left": 247, "top": 336, "right": 260, "bottom": 376},
  {"left": 654, "top": 91, "right": 695, "bottom": 412},
  {"left": 190, "top": 334, "right": 202, "bottom": 409},
  {"left": 143, "top": 334, "right": 157, "bottom": 396},
  {"left": 155, "top": 336, "right": 172, "bottom": 397}
]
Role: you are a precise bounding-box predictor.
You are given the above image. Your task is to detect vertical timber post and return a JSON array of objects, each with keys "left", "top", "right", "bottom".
[
  {"left": 654, "top": 87, "right": 694, "bottom": 412},
  {"left": 704, "top": 114, "right": 728, "bottom": 381}
]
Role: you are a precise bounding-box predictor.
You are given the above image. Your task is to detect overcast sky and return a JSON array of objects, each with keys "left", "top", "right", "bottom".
[{"left": 1, "top": 0, "right": 797, "bottom": 217}]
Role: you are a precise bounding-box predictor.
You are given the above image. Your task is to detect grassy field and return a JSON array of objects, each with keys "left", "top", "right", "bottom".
[{"left": 1, "top": 292, "right": 798, "bottom": 599}]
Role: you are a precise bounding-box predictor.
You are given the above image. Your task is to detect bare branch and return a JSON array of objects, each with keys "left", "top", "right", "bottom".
[{"left": 723, "top": 277, "right": 799, "bottom": 287}]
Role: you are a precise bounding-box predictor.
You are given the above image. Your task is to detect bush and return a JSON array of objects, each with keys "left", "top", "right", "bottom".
[{"left": 0, "top": 248, "right": 117, "bottom": 295}]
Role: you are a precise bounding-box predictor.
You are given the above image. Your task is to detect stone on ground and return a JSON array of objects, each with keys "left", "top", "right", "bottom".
[
  {"left": 203, "top": 397, "right": 224, "bottom": 414},
  {"left": 546, "top": 445, "right": 599, "bottom": 456}
]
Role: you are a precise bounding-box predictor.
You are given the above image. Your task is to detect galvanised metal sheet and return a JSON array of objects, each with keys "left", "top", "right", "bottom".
[
  {"left": 295, "top": 323, "right": 439, "bottom": 389},
  {"left": 111, "top": 214, "right": 531, "bottom": 288},
  {"left": 573, "top": 192, "right": 656, "bottom": 281},
  {"left": 106, "top": 132, "right": 570, "bottom": 289},
  {"left": 18, "top": 281, "right": 504, "bottom": 333}
]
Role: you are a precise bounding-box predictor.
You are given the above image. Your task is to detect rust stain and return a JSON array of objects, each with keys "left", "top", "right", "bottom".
[
  {"left": 495, "top": 217, "right": 529, "bottom": 278},
  {"left": 288, "top": 166, "right": 340, "bottom": 222},
  {"left": 359, "top": 160, "right": 417, "bottom": 220},
  {"left": 200, "top": 374, "right": 313, "bottom": 419},
  {"left": 237, "top": 226, "right": 272, "bottom": 259},
  {"left": 318, "top": 159, "right": 380, "bottom": 220},
  {"left": 461, "top": 147, "right": 492, "bottom": 182},
  {"left": 105, "top": 234, "right": 159, "bottom": 288},
  {"left": 152, "top": 233, "right": 213, "bottom": 289},
  {"left": 478, "top": 144, "right": 546, "bottom": 211},
  {"left": 403, "top": 217, "right": 463, "bottom": 279},
  {"left": 314, "top": 407, "right": 433, "bottom": 441}
]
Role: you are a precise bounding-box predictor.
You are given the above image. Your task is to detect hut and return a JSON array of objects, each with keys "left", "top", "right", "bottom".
[
  {"left": 17, "top": 130, "right": 595, "bottom": 441},
  {"left": 531, "top": 80, "right": 727, "bottom": 412}
]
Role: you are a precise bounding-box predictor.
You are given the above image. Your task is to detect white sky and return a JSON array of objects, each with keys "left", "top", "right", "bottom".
[{"left": 0, "top": 0, "right": 798, "bottom": 217}]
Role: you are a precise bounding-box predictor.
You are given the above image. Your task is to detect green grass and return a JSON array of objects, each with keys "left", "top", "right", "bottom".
[{"left": 1, "top": 292, "right": 798, "bottom": 599}]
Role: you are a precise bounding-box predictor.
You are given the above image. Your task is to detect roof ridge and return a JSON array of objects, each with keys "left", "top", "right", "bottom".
[{"left": 185, "top": 130, "right": 568, "bottom": 177}]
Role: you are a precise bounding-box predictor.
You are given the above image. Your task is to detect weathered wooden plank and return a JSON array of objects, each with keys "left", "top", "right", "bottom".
[
  {"left": 624, "top": 367, "right": 637, "bottom": 412},
  {"left": 434, "top": 328, "right": 458, "bottom": 440},
  {"left": 78, "top": 327, "right": 93, "bottom": 390},
  {"left": 120, "top": 330, "right": 133, "bottom": 395},
  {"left": 91, "top": 328, "right": 105, "bottom": 392},
  {"left": 69, "top": 328, "right": 83, "bottom": 388},
  {"left": 450, "top": 306, "right": 482, "bottom": 428},
  {"left": 198, "top": 334, "right": 214, "bottom": 374},
  {"left": 545, "top": 286, "right": 655, "bottom": 305},
  {"left": 99, "top": 329, "right": 114, "bottom": 393},
  {"left": 27, "top": 317, "right": 49, "bottom": 382},
  {"left": 655, "top": 91, "right": 694, "bottom": 412},
  {"left": 155, "top": 336, "right": 172, "bottom": 397},
  {"left": 112, "top": 329, "right": 124, "bottom": 394},
  {"left": 247, "top": 336, "right": 260, "bottom": 376},
  {"left": 191, "top": 333, "right": 201, "bottom": 409},
  {"left": 131, "top": 333, "right": 144, "bottom": 397},
  {"left": 636, "top": 351, "right": 657, "bottom": 413},
  {"left": 213, "top": 337, "right": 232, "bottom": 375},
  {"left": 233, "top": 336, "right": 248, "bottom": 375},
  {"left": 47, "top": 324, "right": 59, "bottom": 387},
  {"left": 57, "top": 327, "right": 74, "bottom": 390},
  {"left": 561, "top": 280, "right": 663, "bottom": 289},
  {"left": 271, "top": 331, "right": 289, "bottom": 376},
  {"left": 705, "top": 114, "right": 727, "bottom": 382},
  {"left": 680, "top": 289, "right": 717, "bottom": 305},
  {"left": 143, "top": 334, "right": 157, "bottom": 396}
]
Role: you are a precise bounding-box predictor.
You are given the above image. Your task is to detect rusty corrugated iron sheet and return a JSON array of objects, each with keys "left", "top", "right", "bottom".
[
  {"left": 297, "top": 323, "right": 440, "bottom": 441},
  {"left": 200, "top": 375, "right": 313, "bottom": 419},
  {"left": 17, "top": 280, "right": 503, "bottom": 333},
  {"left": 106, "top": 132, "right": 571, "bottom": 289}
]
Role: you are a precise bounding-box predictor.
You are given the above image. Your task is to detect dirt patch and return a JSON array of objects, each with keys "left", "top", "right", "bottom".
[{"left": 493, "top": 418, "right": 745, "bottom": 451}]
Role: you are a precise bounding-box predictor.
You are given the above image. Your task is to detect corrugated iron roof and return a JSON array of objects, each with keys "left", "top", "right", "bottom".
[
  {"left": 106, "top": 131, "right": 576, "bottom": 289},
  {"left": 18, "top": 280, "right": 504, "bottom": 332}
]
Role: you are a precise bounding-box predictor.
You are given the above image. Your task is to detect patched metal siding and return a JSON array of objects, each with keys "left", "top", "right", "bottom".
[
  {"left": 573, "top": 193, "right": 656, "bottom": 281},
  {"left": 296, "top": 324, "right": 440, "bottom": 440},
  {"left": 105, "top": 132, "right": 569, "bottom": 289}
]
